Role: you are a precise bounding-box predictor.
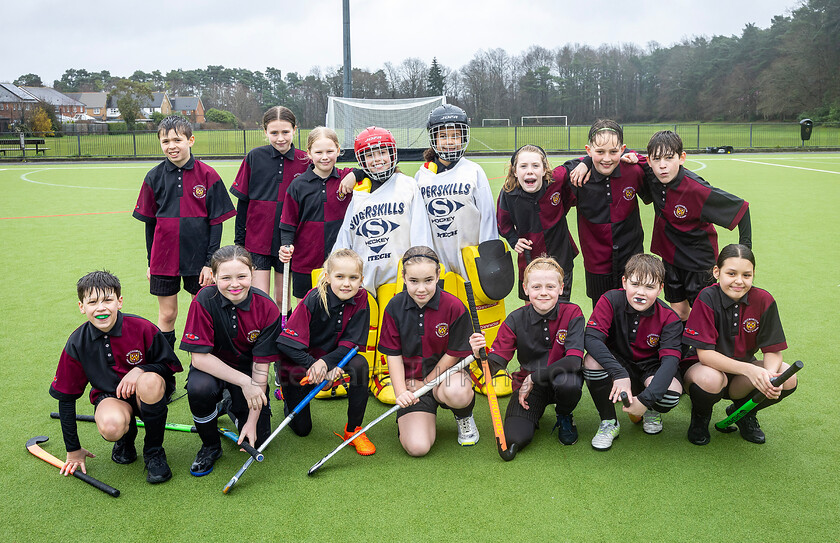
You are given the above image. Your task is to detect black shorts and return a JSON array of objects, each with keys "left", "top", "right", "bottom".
[
  {"left": 291, "top": 270, "right": 315, "bottom": 299},
  {"left": 252, "top": 252, "right": 285, "bottom": 273},
  {"left": 150, "top": 274, "right": 201, "bottom": 297},
  {"left": 94, "top": 379, "right": 176, "bottom": 411},
  {"left": 505, "top": 381, "right": 554, "bottom": 425},
  {"left": 663, "top": 263, "right": 714, "bottom": 305},
  {"left": 395, "top": 391, "right": 454, "bottom": 420},
  {"left": 585, "top": 271, "right": 620, "bottom": 305},
  {"left": 615, "top": 355, "right": 670, "bottom": 394}
]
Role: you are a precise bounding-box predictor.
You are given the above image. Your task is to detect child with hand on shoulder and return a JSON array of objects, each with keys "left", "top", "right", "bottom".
[
  {"left": 643, "top": 131, "right": 751, "bottom": 321},
  {"left": 377, "top": 246, "right": 478, "bottom": 456},
  {"left": 279, "top": 127, "right": 358, "bottom": 300},
  {"left": 469, "top": 257, "right": 585, "bottom": 450},
  {"left": 682, "top": 244, "right": 796, "bottom": 446},
  {"left": 497, "top": 145, "right": 578, "bottom": 300},
  {"left": 583, "top": 254, "right": 683, "bottom": 451},
  {"left": 230, "top": 106, "right": 309, "bottom": 304},
  {"left": 181, "top": 246, "right": 281, "bottom": 476},
  {"left": 50, "top": 271, "right": 182, "bottom": 484},
  {"left": 559, "top": 119, "right": 650, "bottom": 308},
  {"left": 275, "top": 249, "right": 374, "bottom": 454},
  {"left": 133, "top": 116, "right": 236, "bottom": 349}
]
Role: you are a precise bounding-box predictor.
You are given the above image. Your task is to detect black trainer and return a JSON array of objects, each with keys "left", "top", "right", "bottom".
[
  {"left": 554, "top": 414, "right": 578, "bottom": 445},
  {"left": 111, "top": 434, "right": 137, "bottom": 465},
  {"left": 190, "top": 444, "right": 223, "bottom": 476},
  {"left": 144, "top": 447, "right": 172, "bottom": 484},
  {"left": 728, "top": 405, "right": 766, "bottom": 444},
  {"left": 687, "top": 411, "right": 711, "bottom": 445}
]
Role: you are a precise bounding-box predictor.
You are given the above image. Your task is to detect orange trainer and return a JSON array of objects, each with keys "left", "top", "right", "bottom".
[{"left": 335, "top": 425, "right": 376, "bottom": 456}]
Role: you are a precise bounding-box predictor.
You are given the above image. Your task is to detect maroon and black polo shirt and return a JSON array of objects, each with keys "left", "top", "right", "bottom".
[
  {"left": 134, "top": 156, "right": 236, "bottom": 276},
  {"left": 180, "top": 286, "right": 281, "bottom": 371},
  {"left": 231, "top": 145, "right": 310, "bottom": 256},
  {"left": 377, "top": 289, "right": 472, "bottom": 381},
  {"left": 276, "top": 287, "right": 369, "bottom": 369},
  {"left": 488, "top": 301, "right": 585, "bottom": 391},
  {"left": 683, "top": 284, "right": 786, "bottom": 362},
  {"left": 497, "top": 175, "right": 578, "bottom": 287},
  {"left": 585, "top": 289, "right": 683, "bottom": 405},
  {"left": 50, "top": 312, "right": 183, "bottom": 405},
  {"left": 646, "top": 166, "right": 750, "bottom": 272},
  {"left": 558, "top": 159, "right": 650, "bottom": 276},
  {"left": 279, "top": 165, "right": 354, "bottom": 275}
]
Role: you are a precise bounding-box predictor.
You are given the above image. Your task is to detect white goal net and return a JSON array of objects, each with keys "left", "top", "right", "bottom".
[
  {"left": 326, "top": 96, "right": 446, "bottom": 149},
  {"left": 521, "top": 115, "right": 568, "bottom": 126}
]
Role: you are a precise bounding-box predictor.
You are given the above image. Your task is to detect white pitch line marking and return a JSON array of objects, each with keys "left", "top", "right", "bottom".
[{"left": 732, "top": 159, "right": 840, "bottom": 175}]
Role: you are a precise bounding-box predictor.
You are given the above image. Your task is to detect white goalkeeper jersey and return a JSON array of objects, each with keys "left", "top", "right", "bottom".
[
  {"left": 334, "top": 172, "right": 432, "bottom": 293},
  {"left": 414, "top": 158, "right": 498, "bottom": 277}
]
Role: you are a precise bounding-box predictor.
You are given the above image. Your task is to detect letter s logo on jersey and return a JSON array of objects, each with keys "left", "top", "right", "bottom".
[
  {"left": 743, "top": 318, "right": 759, "bottom": 334},
  {"left": 556, "top": 329, "right": 567, "bottom": 345},
  {"left": 358, "top": 218, "right": 400, "bottom": 239},
  {"left": 427, "top": 198, "right": 464, "bottom": 218}
]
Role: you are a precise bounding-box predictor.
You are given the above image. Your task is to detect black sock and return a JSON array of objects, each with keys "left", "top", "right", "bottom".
[
  {"left": 688, "top": 383, "right": 723, "bottom": 418},
  {"left": 584, "top": 369, "right": 615, "bottom": 421},
  {"left": 139, "top": 397, "right": 168, "bottom": 452},
  {"left": 162, "top": 330, "right": 176, "bottom": 349},
  {"left": 120, "top": 417, "right": 138, "bottom": 443},
  {"left": 754, "top": 385, "right": 797, "bottom": 413},
  {"left": 192, "top": 409, "right": 222, "bottom": 448},
  {"left": 451, "top": 394, "right": 476, "bottom": 419}
]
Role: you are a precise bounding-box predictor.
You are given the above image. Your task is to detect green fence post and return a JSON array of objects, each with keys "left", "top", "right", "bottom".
[
  {"left": 749, "top": 124, "right": 753, "bottom": 148},
  {"left": 567, "top": 125, "right": 571, "bottom": 151},
  {"left": 514, "top": 126, "right": 517, "bottom": 150},
  {"left": 77, "top": 133, "right": 81, "bottom": 157},
  {"left": 132, "top": 131, "right": 137, "bottom": 158},
  {"left": 697, "top": 124, "right": 700, "bottom": 150},
  {"left": 243, "top": 130, "right": 247, "bottom": 155}
]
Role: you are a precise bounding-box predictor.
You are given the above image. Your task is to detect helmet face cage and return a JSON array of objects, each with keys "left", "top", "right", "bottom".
[
  {"left": 355, "top": 141, "right": 397, "bottom": 182},
  {"left": 429, "top": 122, "right": 470, "bottom": 162}
]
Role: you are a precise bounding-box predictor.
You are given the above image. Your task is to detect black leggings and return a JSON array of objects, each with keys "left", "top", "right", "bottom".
[
  {"left": 279, "top": 353, "right": 370, "bottom": 436},
  {"left": 504, "top": 371, "right": 584, "bottom": 450},
  {"left": 187, "top": 366, "right": 272, "bottom": 448}
]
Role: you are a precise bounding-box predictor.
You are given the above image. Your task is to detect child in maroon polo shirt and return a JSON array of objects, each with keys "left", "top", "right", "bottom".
[
  {"left": 181, "top": 246, "right": 281, "bottom": 476},
  {"left": 279, "top": 127, "right": 356, "bottom": 300},
  {"left": 377, "top": 246, "right": 478, "bottom": 455},
  {"left": 583, "top": 254, "right": 683, "bottom": 451},
  {"left": 230, "top": 106, "right": 310, "bottom": 305},
  {"left": 134, "top": 116, "right": 236, "bottom": 349},
  {"left": 682, "top": 244, "right": 796, "bottom": 446},
  {"left": 644, "top": 130, "right": 751, "bottom": 322},
  {"left": 50, "top": 271, "right": 182, "bottom": 484},
  {"left": 469, "top": 257, "right": 585, "bottom": 451}
]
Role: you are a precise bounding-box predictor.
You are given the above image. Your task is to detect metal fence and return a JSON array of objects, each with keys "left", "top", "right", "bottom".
[{"left": 1, "top": 123, "right": 838, "bottom": 160}]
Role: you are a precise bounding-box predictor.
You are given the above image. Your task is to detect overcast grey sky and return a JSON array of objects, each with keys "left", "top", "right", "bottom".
[{"left": 4, "top": 0, "right": 799, "bottom": 85}]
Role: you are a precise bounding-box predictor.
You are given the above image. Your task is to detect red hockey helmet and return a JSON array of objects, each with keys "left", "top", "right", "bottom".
[{"left": 354, "top": 126, "right": 398, "bottom": 182}]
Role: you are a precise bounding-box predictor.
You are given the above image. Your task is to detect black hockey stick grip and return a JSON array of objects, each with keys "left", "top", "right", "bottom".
[
  {"left": 620, "top": 391, "right": 631, "bottom": 407},
  {"left": 463, "top": 282, "right": 487, "bottom": 359},
  {"left": 74, "top": 470, "right": 121, "bottom": 497}
]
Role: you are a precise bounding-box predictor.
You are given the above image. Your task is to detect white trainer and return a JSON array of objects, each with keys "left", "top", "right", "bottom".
[
  {"left": 591, "top": 419, "right": 620, "bottom": 451},
  {"left": 642, "top": 410, "right": 663, "bottom": 435},
  {"left": 455, "top": 414, "right": 479, "bottom": 446}
]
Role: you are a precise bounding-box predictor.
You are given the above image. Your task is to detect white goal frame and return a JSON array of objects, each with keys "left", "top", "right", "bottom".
[
  {"left": 521, "top": 115, "right": 568, "bottom": 126},
  {"left": 481, "top": 118, "right": 510, "bottom": 127},
  {"left": 326, "top": 95, "right": 446, "bottom": 149}
]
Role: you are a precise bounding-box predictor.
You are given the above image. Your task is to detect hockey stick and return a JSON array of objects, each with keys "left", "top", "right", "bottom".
[
  {"left": 26, "top": 436, "right": 120, "bottom": 497},
  {"left": 620, "top": 391, "right": 631, "bottom": 408},
  {"left": 50, "top": 413, "right": 263, "bottom": 462},
  {"left": 715, "top": 360, "right": 803, "bottom": 432},
  {"left": 464, "top": 282, "right": 516, "bottom": 461},
  {"left": 223, "top": 346, "right": 359, "bottom": 494},
  {"left": 274, "top": 258, "right": 291, "bottom": 397},
  {"left": 308, "top": 354, "right": 478, "bottom": 476}
]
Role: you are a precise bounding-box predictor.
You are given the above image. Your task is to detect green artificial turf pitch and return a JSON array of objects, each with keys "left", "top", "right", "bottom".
[{"left": 0, "top": 154, "right": 838, "bottom": 541}]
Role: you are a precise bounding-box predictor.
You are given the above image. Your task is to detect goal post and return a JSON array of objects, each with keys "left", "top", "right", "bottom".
[
  {"left": 481, "top": 118, "right": 510, "bottom": 127},
  {"left": 326, "top": 96, "right": 446, "bottom": 150},
  {"left": 521, "top": 115, "right": 568, "bottom": 126}
]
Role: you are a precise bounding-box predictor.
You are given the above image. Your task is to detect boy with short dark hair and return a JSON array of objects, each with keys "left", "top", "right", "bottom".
[
  {"left": 50, "top": 271, "right": 183, "bottom": 483},
  {"left": 583, "top": 254, "right": 683, "bottom": 450},
  {"left": 133, "top": 116, "right": 236, "bottom": 348},
  {"left": 643, "top": 130, "right": 751, "bottom": 321}
]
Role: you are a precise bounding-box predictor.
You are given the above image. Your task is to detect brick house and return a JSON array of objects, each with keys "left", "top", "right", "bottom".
[
  {"left": 21, "top": 86, "right": 86, "bottom": 119},
  {"left": 170, "top": 96, "right": 205, "bottom": 123},
  {"left": 0, "top": 83, "right": 38, "bottom": 131},
  {"left": 66, "top": 91, "right": 108, "bottom": 120}
]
